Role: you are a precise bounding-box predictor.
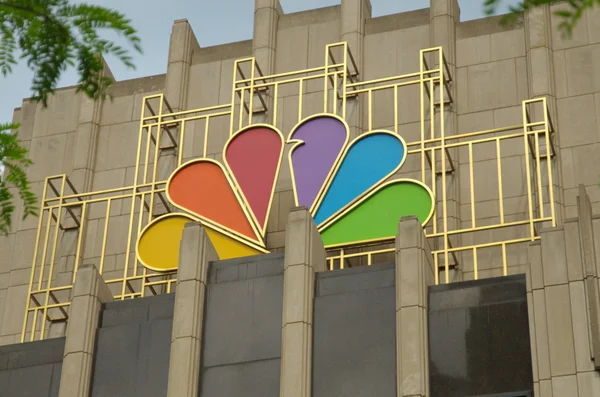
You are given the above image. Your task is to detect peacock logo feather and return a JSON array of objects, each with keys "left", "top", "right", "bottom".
[{"left": 136, "top": 115, "right": 434, "bottom": 272}]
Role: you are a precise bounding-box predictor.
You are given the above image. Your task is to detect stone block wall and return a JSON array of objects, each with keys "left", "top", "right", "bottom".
[{"left": 1, "top": 0, "right": 600, "bottom": 347}]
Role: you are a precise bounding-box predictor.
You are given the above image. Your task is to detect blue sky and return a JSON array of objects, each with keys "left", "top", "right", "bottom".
[{"left": 0, "top": 0, "right": 520, "bottom": 124}]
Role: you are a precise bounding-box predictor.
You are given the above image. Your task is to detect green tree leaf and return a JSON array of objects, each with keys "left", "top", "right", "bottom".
[
  {"left": 0, "top": 123, "right": 36, "bottom": 235},
  {"left": 483, "top": 0, "right": 598, "bottom": 38}
]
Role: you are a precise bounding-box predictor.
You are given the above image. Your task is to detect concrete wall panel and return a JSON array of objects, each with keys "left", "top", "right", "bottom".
[
  {"left": 363, "top": 25, "right": 429, "bottom": 131},
  {"left": 429, "top": 275, "right": 533, "bottom": 397},
  {"left": 457, "top": 35, "right": 491, "bottom": 67},
  {"left": 0, "top": 337, "right": 64, "bottom": 397},
  {"left": 275, "top": 25, "right": 309, "bottom": 97},
  {"left": 101, "top": 95, "right": 135, "bottom": 126},
  {"left": 200, "top": 253, "right": 284, "bottom": 397},
  {"left": 93, "top": 121, "right": 140, "bottom": 172},
  {"left": 550, "top": 3, "right": 590, "bottom": 50},
  {"left": 89, "top": 293, "right": 174, "bottom": 397},
  {"left": 200, "top": 358, "right": 281, "bottom": 397},
  {"left": 466, "top": 59, "right": 519, "bottom": 113},
  {"left": 306, "top": 20, "right": 341, "bottom": 93},
  {"left": 491, "top": 28, "right": 526, "bottom": 61},
  {"left": 564, "top": 45, "right": 600, "bottom": 97},
  {"left": 313, "top": 263, "right": 396, "bottom": 397},
  {"left": 187, "top": 61, "right": 223, "bottom": 109}
]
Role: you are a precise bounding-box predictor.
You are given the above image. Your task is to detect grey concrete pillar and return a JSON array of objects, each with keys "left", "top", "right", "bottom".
[
  {"left": 524, "top": 5, "right": 564, "bottom": 224},
  {"left": 395, "top": 216, "right": 435, "bottom": 397},
  {"left": 526, "top": 241, "right": 545, "bottom": 397},
  {"left": 71, "top": 57, "right": 113, "bottom": 193},
  {"left": 524, "top": 6, "right": 555, "bottom": 106},
  {"left": 429, "top": 0, "right": 461, "bottom": 282},
  {"left": 166, "top": 222, "right": 217, "bottom": 397},
  {"left": 163, "top": 19, "right": 199, "bottom": 212},
  {"left": 576, "top": 184, "right": 600, "bottom": 371},
  {"left": 340, "top": 0, "right": 371, "bottom": 77},
  {"left": 57, "top": 264, "right": 113, "bottom": 397},
  {"left": 529, "top": 226, "right": 577, "bottom": 396},
  {"left": 165, "top": 19, "right": 199, "bottom": 113},
  {"left": 430, "top": 0, "right": 459, "bottom": 67},
  {"left": 340, "top": 0, "right": 371, "bottom": 137},
  {"left": 253, "top": 0, "right": 282, "bottom": 76},
  {"left": 527, "top": 200, "right": 600, "bottom": 397},
  {"left": 280, "top": 207, "right": 326, "bottom": 397},
  {"left": 253, "top": 0, "right": 282, "bottom": 125}
]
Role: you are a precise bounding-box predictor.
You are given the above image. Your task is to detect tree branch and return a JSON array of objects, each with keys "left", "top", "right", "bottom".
[
  {"left": 0, "top": 1, "right": 49, "bottom": 19},
  {"left": 0, "top": 1, "right": 71, "bottom": 49}
]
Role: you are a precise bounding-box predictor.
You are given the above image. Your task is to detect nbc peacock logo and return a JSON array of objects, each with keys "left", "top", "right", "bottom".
[{"left": 136, "top": 114, "right": 435, "bottom": 272}]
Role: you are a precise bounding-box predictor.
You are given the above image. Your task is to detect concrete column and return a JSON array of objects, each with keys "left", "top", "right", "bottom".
[
  {"left": 526, "top": 241, "right": 545, "bottom": 397},
  {"left": 340, "top": 0, "right": 371, "bottom": 76},
  {"left": 253, "top": 0, "right": 282, "bottom": 76},
  {"left": 253, "top": 0, "right": 282, "bottom": 125},
  {"left": 166, "top": 222, "right": 217, "bottom": 397},
  {"left": 58, "top": 264, "right": 113, "bottom": 397},
  {"left": 576, "top": 185, "right": 600, "bottom": 371},
  {"left": 340, "top": 0, "right": 371, "bottom": 138},
  {"left": 71, "top": 58, "right": 113, "bottom": 193},
  {"left": 280, "top": 207, "right": 326, "bottom": 397},
  {"left": 528, "top": 230, "right": 571, "bottom": 397},
  {"left": 526, "top": 213, "right": 600, "bottom": 396},
  {"left": 395, "top": 216, "right": 435, "bottom": 397},
  {"left": 524, "top": 6, "right": 554, "bottom": 105},
  {"left": 429, "top": 0, "right": 461, "bottom": 281},
  {"left": 524, "top": 5, "right": 564, "bottom": 224},
  {"left": 165, "top": 19, "right": 199, "bottom": 113},
  {"left": 430, "top": 0, "right": 459, "bottom": 67},
  {"left": 163, "top": 20, "right": 199, "bottom": 212}
]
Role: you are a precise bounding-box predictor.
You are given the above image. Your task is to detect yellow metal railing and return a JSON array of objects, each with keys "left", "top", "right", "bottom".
[{"left": 21, "top": 42, "right": 557, "bottom": 341}]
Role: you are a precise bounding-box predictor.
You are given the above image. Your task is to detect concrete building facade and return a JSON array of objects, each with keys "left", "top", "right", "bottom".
[{"left": 1, "top": 0, "right": 600, "bottom": 396}]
